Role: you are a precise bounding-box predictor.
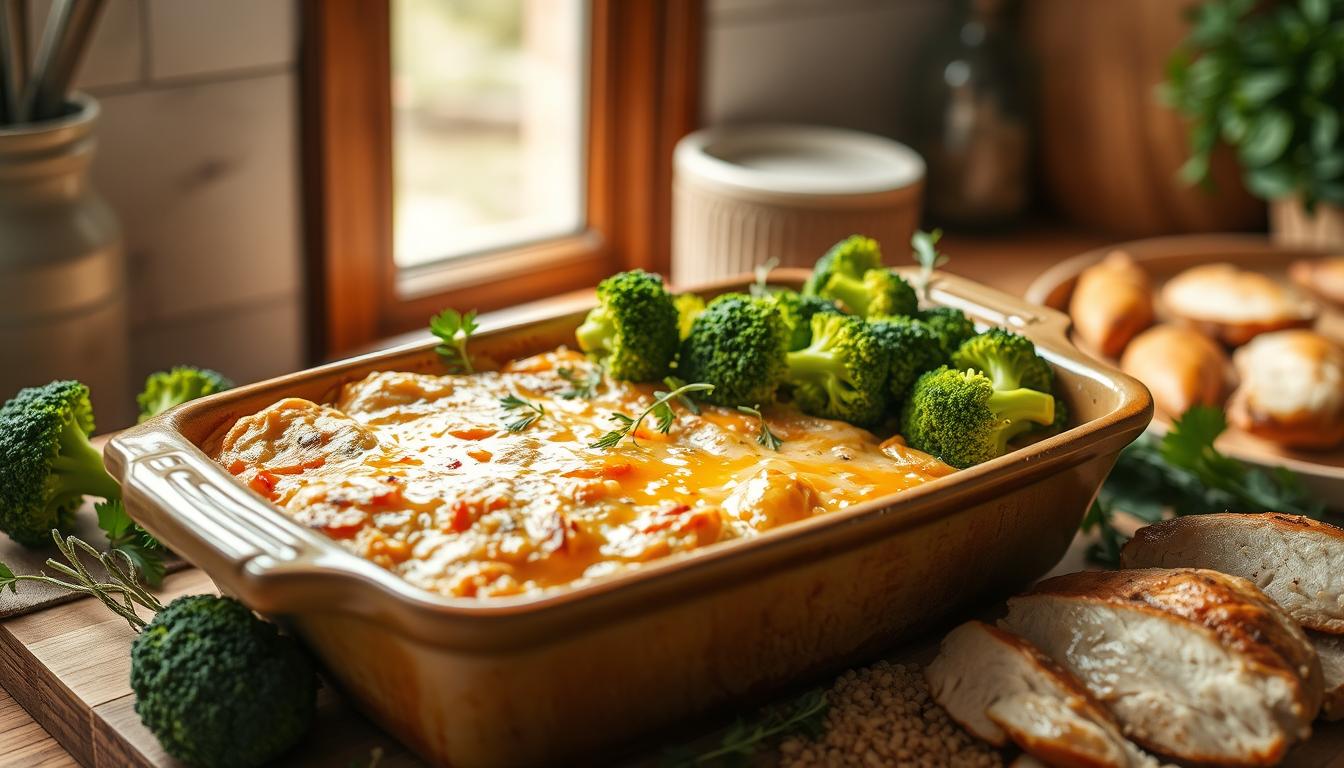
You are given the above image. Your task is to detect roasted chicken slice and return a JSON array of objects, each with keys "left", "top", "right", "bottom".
[
  {"left": 1121, "top": 513, "right": 1344, "bottom": 634},
  {"left": 1119, "top": 324, "right": 1233, "bottom": 417},
  {"left": 1001, "top": 568, "right": 1322, "bottom": 766},
  {"left": 927, "top": 621, "right": 1161, "bottom": 768},
  {"left": 1069, "top": 250, "right": 1154, "bottom": 358},
  {"left": 1227, "top": 330, "right": 1344, "bottom": 449},
  {"left": 1311, "top": 631, "right": 1344, "bottom": 721},
  {"left": 1161, "top": 263, "right": 1317, "bottom": 346}
]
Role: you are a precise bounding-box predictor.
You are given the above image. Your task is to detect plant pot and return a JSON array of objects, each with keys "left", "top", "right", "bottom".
[
  {"left": 1271, "top": 198, "right": 1344, "bottom": 250},
  {"left": 0, "top": 94, "right": 129, "bottom": 425}
]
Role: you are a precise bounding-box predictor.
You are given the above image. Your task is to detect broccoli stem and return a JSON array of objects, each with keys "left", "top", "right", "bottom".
[
  {"left": 50, "top": 417, "right": 121, "bottom": 502},
  {"left": 980, "top": 358, "right": 1021, "bottom": 390},
  {"left": 988, "top": 387, "right": 1055, "bottom": 427},
  {"left": 575, "top": 308, "right": 613, "bottom": 353},
  {"left": 786, "top": 348, "right": 845, "bottom": 381},
  {"left": 822, "top": 274, "right": 870, "bottom": 316}
]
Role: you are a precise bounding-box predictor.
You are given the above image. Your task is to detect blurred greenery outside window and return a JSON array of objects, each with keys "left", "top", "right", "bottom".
[{"left": 392, "top": 0, "right": 588, "bottom": 269}]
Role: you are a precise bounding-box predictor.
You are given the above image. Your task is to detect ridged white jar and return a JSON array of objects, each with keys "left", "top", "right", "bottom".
[{"left": 672, "top": 124, "right": 925, "bottom": 286}]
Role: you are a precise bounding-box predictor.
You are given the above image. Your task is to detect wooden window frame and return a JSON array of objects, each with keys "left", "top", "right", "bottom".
[{"left": 301, "top": 0, "right": 704, "bottom": 359}]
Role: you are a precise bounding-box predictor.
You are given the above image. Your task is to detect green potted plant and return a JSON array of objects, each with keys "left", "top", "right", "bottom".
[{"left": 1163, "top": 0, "right": 1344, "bottom": 246}]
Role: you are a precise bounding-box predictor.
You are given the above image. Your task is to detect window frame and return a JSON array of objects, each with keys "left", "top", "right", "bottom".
[{"left": 301, "top": 0, "right": 704, "bottom": 358}]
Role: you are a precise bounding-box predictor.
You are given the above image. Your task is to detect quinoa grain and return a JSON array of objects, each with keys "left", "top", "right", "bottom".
[{"left": 776, "top": 661, "right": 1003, "bottom": 768}]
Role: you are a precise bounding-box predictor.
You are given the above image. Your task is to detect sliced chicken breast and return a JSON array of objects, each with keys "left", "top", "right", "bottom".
[
  {"left": 1001, "top": 568, "right": 1323, "bottom": 767},
  {"left": 1161, "top": 263, "right": 1317, "bottom": 346},
  {"left": 1310, "top": 630, "right": 1344, "bottom": 721},
  {"left": 1119, "top": 324, "right": 1233, "bottom": 418},
  {"left": 1121, "top": 513, "right": 1344, "bottom": 634},
  {"left": 928, "top": 621, "right": 1161, "bottom": 768},
  {"left": 1227, "top": 330, "right": 1344, "bottom": 450}
]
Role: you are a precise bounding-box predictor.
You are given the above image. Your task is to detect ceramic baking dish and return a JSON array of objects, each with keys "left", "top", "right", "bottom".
[{"left": 106, "top": 270, "right": 1151, "bottom": 768}]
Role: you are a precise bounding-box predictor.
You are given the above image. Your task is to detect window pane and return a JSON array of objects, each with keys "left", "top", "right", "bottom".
[{"left": 392, "top": 0, "right": 587, "bottom": 269}]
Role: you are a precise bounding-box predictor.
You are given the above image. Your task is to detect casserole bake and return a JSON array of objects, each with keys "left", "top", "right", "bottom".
[{"left": 106, "top": 270, "right": 1152, "bottom": 767}]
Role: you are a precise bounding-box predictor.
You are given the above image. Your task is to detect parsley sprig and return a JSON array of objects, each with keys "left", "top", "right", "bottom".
[
  {"left": 662, "top": 688, "right": 828, "bottom": 767},
  {"left": 557, "top": 365, "right": 603, "bottom": 399},
  {"left": 429, "top": 308, "right": 479, "bottom": 373},
  {"left": 737, "top": 405, "right": 783, "bottom": 451},
  {"left": 590, "top": 382, "right": 713, "bottom": 450},
  {"left": 911, "top": 228, "right": 948, "bottom": 299},
  {"left": 1087, "top": 405, "right": 1326, "bottom": 566},
  {"left": 499, "top": 394, "right": 545, "bottom": 433},
  {"left": 96, "top": 500, "right": 166, "bottom": 587}
]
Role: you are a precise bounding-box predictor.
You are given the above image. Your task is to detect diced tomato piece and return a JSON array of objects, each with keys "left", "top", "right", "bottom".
[
  {"left": 249, "top": 470, "right": 278, "bottom": 499},
  {"left": 467, "top": 448, "right": 492, "bottom": 463},
  {"left": 450, "top": 500, "right": 473, "bottom": 532},
  {"left": 227, "top": 459, "right": 246, "bottom": 475},
  {"left": 450, "top": 427, "right": 497, "bottom": 440}
]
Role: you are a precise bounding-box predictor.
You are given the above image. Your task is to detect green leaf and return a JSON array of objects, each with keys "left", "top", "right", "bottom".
[
  {"left": 1314, "top": 111, "right": 1341, "bottom": 156},
  {"left": 1240, "top": 110, "right": 1294, "bottom": 166},
  {"left": 1245, "top": 164, "right": 1298, "bottom": 199},
  {"left": 112, "top": 542, "right": 166, "bottom": 588},
  {"left": 429, "top": 307, "right": 479, "bottom": 373},
  {"left": 96, "top": 498, "right": 133, "bottom": 540},
  {"left": 0, "top": 561, "right": 15, "bottom": 594},
  {"left": 1317, "top": 151, "right": 1344, "bottom": 181},
  {"left": 498, "top": 394, "right": 544, "bottom": 432},
  {"left": 1307, "top": 50, "right": 1336, "bottom": 93},
  {"left": 1178, "top": 153, "right": 1211, "bottom": 185},
  {"left": 1237, "top": 69, "right": 1291, "bottom": 103},
  {"left": 1301, "top": 0, "right": 1329, "bottom": 25}
]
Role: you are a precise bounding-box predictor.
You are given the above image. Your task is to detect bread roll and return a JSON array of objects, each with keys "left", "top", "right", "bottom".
[
  {"left": 1068, "top": 251, "right": 1153, "bottom": 357},
  {"left": 1228, "top": 329, "right": 1344, "bottom": 450},
  {"left": 1290, "top": 256, "right": 1344, "bottom": 306},
  {"left": 1120, "top": 324, "right": 1233, "bottom": 417},
  {"left": 1161, "top": 263, "right": 1316, "bottom": 346}
]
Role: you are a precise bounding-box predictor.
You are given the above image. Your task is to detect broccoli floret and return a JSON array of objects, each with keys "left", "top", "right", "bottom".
[
  {"left": 951, "top": 329, "right": 1054, "bottom": 393},
  {"left": 820, "top": 268, "right": 918, "bottom": 318},
  {"left": 785, "top": 313, "right": 891, "bottom": 427},
  {"left": 678, "top": 293, "right": 788, "bottom": 406},
  {"left": 918, "top": 306, "right": 977, "bottom": 357},
  {"left": 900, "top": 367, "right": 1056, "bottom": 468},
  {"left": 868, "top": 315, "right": 947, "bottom": 403},
  {"left": 131, "top": 595, "right": 317, "bottom": 768},
  {"left": 137, "top": 366, "right": 234, "bottom": 423},
  {"left": 673, "top": 292, "right": 706, "bottom": 340},
  {"left": 0, "top": 381, "right": 120, "bottom": 547},
  {"left": 802, "top": 235, "right": 884, "bottom": 295},
  {"left": 768, "top": 290, "right": 842, "bottom": 350},
  {"left": 576, "top": 270, "right": 680, "bottom": 381}
]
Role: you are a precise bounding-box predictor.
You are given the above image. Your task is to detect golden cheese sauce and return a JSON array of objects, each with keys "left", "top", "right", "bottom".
[{"left": 215, "top": 349, "right": 954, "bottom": 598}]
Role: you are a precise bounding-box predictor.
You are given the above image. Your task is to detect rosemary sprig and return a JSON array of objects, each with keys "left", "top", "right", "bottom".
[
  {"left": 662, "top": 688, "right": 829, "bottom": 767},
  {"left": 911, "top": 228, "right": 948, "bottom": 300},
  {"left": 429, "top": 308, "right": 480, "bottom": 373},
  {"left": 557, "top": 365, "right": 603, "bottom": 399},
  {"left": 499, "top": 394, "right": 546, "bottom": 432},
  {"left": 590, "top": 382, "right": 713, "bottom": 450},
  {"left": 749, "top": 257, "right": 781, "bottom": 298},
  {"left": 0, "top": 530, "right": 165, "bottom": 631},
  {"left": 737, "top": 405, "right": 783, "bottom": 451},
  {"left": 663, "top": 376, "right": 701, "bottom": 415}
]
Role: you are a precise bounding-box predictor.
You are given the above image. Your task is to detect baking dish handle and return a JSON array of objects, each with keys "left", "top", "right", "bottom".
[
  {"left": 105, "top": 429, "right": 359, "bottom": 607},
  {"left": 925, "top": 271, "right": 1073, "bottom": 348}
]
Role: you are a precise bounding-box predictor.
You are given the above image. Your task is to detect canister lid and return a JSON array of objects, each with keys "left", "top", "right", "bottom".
[{"left": 675, "top": 124, "right": 925, "bottom": 198}]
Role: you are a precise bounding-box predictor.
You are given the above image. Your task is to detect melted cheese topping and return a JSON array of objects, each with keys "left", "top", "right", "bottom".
[{"left": 215, "top": 349, "right": 953, "bottom": 598}]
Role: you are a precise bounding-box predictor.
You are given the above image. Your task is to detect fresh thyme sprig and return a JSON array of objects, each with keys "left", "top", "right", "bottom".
[
  {"left": 663, "top": 376, "right": 701, "bottom": 415},
  {"left": 499, "top": 394, "right": 546, "bottom": 432},
  {"left": 750, "top": 257, "right": 781, "bottom": 298},
  {"left": 590, "top": 382, "right": 714, "bottom": 450},
  {"left": 96, "top": 500, "right": 165, "bottom": 587},
  {"left": 0, "top": 530, "right": 165, "bottom": 632},
  {"left": 737, "top": 405, "right": 783, "bottom": 451},
  {"left": 429, "top": 308, "right": 479, "bottom": 373},
  {"left": 558, "top": 365, "right": 603, "bottom": 399},
  {"left": 911, "top": 228, "right": 948, "bottom": 300},
  {"left": 662, "top": 688, "right": 829, "bottom": 767}
]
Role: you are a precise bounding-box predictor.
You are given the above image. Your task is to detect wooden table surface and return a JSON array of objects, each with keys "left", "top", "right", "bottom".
[{"left": 0, "top": 227, "right": 1171, "bottom": 768}]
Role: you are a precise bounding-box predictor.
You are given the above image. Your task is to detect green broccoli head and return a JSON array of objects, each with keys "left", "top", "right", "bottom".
[
  {"left": 130, "top": 595, "right": 317, "bottom": 768},
  {"left": 576, "top": 270, "right": 680, "bottom": 382},
  {"left": 767, "top": 290, "right": 842, "bottom": 350},
  {"left": 918, "top": 306, "right": 978, "bottom": 357},
  {"left": 672, "top": 292, "right": 706, "bottom": 341},
  {"left": 868, "top": 315, "right": 948, "bottom": 403},
  {"left": 819, "top": 268, "right": 918, "bottom": 318},
  {"left": 899, "top": 367, "right": 1056, "bottom": 468},
  {"left": 802, "top": 235, "right": 884, "bottom": 295},
  {"left": 785, "top": 313, "right": 891, "bottom": 427},
  {"left": 951, "top": 329, "right": 1054, "bottom": 393},
  {"left": 0, "top": 381, "right": 120, "bottom": 547},
  {"left": 678, "top": 293, "right": 789, "bottom": 406},
  {"left": 137, "top": 366, "right": 234, "bottom": 423}
]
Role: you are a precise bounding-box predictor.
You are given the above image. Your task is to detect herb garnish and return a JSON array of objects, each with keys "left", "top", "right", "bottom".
[
  {"left": 737, "top": 405, "right": 783, "bottom": 451},
  {"left": 558, "top": 365, "right": 602, "bottom": 399},
  {"left": 662, "top": 688, "right": 828, "bottom": 767},
  {"left": 750, "top": 257, "right": 781, "bottom": 298},
  {"left": 663, "top": 376, "right": 701, "bottom": 415},
  {"left": 0, "top": 530, "right": 164, "bottom": 631},
  {"left": 499, "top": 394, "right": 546, "bottom": 433},
  {"left": 96, "top": 500, "right": 166, "bottom": 587},
  {"left": 911, "top": 228, "right": 948, "bottom": 299},
  {"left": 429, "top": 308, "right": 479, "bottom": 373},
  {"left": 1086, "top": 405, "right": 1326, "bottom": 566},
  {"left": 590, "top": 382, "right": 714, "bottom": 450}
]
